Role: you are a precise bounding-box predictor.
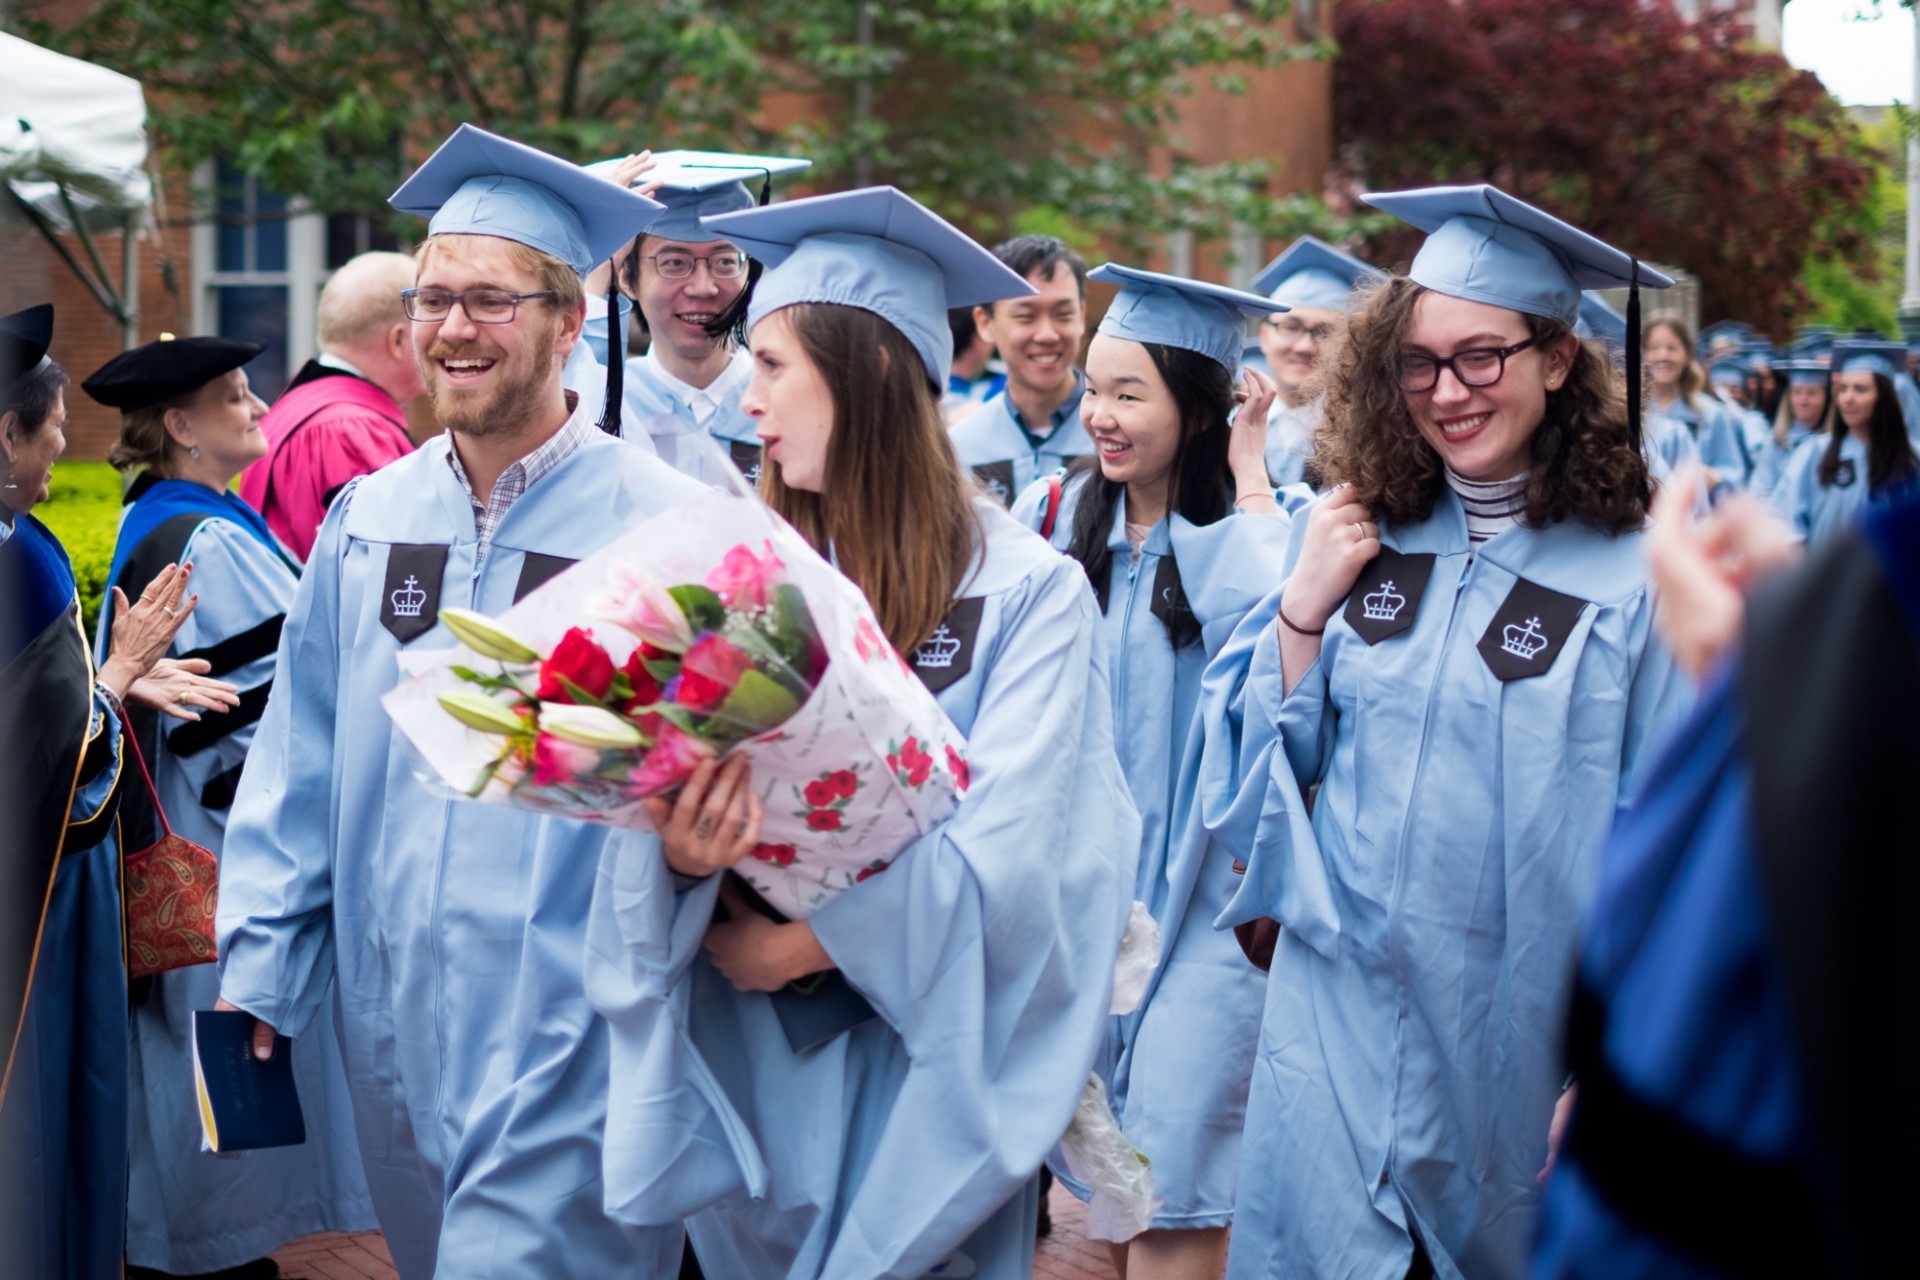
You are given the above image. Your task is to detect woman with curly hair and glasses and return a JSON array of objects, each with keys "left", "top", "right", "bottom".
[{"left": 1203, "top": 187, "right": 1693, "bottom": 1280}]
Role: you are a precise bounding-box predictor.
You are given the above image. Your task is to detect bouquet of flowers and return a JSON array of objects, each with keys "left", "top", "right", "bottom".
[{"left": 383, "top": 490, "right": 968, "bottom": 919}]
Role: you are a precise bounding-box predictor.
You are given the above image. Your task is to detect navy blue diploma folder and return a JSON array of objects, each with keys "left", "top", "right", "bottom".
[
  {"left": 724, "top": 873, "right": 880, "bottom": 1053},
  {"left": 192, "top": 1010, "right": 307, "bottom": 1151}
]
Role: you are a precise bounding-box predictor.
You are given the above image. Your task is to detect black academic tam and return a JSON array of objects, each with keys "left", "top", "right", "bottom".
[{"left": 82, "top": 335, "right": 267, "bottom": 410}]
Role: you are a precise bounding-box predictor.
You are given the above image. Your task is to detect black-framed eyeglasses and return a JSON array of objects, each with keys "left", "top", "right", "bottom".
[
  {"left": 1263, "top": 316, "right": 1336, "bottom": 342},
  {"left": 401, "top": 287, "right": 556, "bottom": 324},
  {"left": 1396, "top": 338, "right": 1538, "bottom": 393},
  {"left": 645, "top": 251, "right": 749, "bottom": 281}
]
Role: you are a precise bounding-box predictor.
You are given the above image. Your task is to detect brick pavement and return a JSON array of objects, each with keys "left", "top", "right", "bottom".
[{"left": 271, "top": 1183, "right": 1117, "bottom": 1279}]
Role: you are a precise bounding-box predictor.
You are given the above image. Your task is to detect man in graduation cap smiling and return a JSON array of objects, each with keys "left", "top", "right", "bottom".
[
  {"left": 212, "top": 124, "right": 709, "bottom": 1279},
  {"left": 587, "top": 149, "right": 809, "bottom": 486}
]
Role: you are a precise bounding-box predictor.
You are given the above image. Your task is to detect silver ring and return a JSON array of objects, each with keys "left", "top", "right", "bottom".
[
  {"left": 1352, "top": 522, "right": 1365, "bottom": 538},
  {"left": 694, "top": 816, "right": 715, "bottom": 840},
  {"left": 162, "top": 605, "right": 178, "bottom": 617}
]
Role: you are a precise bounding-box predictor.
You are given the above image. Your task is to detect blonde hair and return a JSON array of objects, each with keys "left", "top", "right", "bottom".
[
  {"left": 414, "top": 235, "right": 584, "bottom": 316},
  {"left": 317, "top": 251, "right": 415, "bottom": 351}
]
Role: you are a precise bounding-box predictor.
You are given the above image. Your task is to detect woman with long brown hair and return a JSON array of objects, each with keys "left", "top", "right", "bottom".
[
  {"left": 585, "top": 188, "right": 1139, "bottom": 1279},
  {"left": 1204, "top": 187, "right": 1693, "bottom": 1280},
  {"left": 1774, "top": 340, "right": 1920, "bottom": 549}
]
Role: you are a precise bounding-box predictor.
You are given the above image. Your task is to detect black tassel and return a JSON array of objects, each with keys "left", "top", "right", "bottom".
[
  {"left": 758, "top": 172, "right": 772, "bottom": 207},
  {"left": 1626, "top": 258, "right": 1643, "bottom": 457},
  {"left": 596, "top": 266, "right": 623, "bottom": 437}
]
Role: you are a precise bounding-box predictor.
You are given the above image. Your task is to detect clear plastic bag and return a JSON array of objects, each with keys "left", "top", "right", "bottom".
[
  {"left": 1109, "top": 900, "right": 1162, "bottom": 1016},
  {"left": 1058, "top": 1072, "right": 1160, "bottom": 1243}
]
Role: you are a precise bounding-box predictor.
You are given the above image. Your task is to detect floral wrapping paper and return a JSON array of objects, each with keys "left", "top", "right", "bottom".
[{"left": 383, "top": 490, "right": 969, "bottom": 919}]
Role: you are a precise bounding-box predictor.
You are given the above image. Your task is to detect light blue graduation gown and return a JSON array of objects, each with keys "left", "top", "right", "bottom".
[
  {"left": 217, "top": 412, "right": 708, "bottom": 1279},
  {"left": 1012, "top": 473, "right": 1290, "bottom": 1230},
  {"left": 949, "top": 381, "right": 1093, "bottom": 507},
  {"left": 98, "top": 513, "right": 374, "bottom": 1273},
  {"left": 1642, "top": 410, "right": 1702, "bottom": 484},
  {"left": 1265, "top": 398, "right": 1320, "bottom": 490},
  {"left": 561, "top": 338, "right": 608, "bottom": 431},
  {"left": 1204, "top": 489, "right": 1691, "bottom": 1280},
  {"left": 620, "top": 351, "right": 761, "bottom": 488},
  {"left": 1774, "top": 432, "right": 1870, "bottom": 549},
  {"left": 1649, "top": 396, "right": 1749, "bottom": 487},
  {"left": 1747, "top": 422, "right": 1814, "bottom": 505},
  {"left": 586, "top": 499, "right": 1139, "bottom": 1278}
]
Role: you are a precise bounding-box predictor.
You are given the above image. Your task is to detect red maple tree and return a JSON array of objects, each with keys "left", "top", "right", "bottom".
[{"left": 1333, "top": 0, "right": 1881, "bottom": 330}]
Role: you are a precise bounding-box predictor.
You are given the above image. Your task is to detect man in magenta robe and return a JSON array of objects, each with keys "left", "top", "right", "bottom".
[{"left": 240, "top": 251, "right": 421, "bottom": 561}]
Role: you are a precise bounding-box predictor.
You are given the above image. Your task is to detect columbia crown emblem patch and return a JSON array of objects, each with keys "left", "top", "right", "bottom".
[
  {"left": 391, "top": 576, "right": 427, "bottom": 619},
  {"left": 1344, "top": 548, "right": 1434, "bottom": 645},
  {"left": 915, "top": 624, "right": 963, "bottom": 670},
  {"left": 1500, "top": 617, "right": 1548, "bottom": 661},
  {"left": 1362, "top": 580, "right": 1407, "bottom": 622}
]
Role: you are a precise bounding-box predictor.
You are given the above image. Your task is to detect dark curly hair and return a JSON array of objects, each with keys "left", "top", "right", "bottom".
[{"left": 1312, "top": 276, "right": 1652, "bottom": 535}]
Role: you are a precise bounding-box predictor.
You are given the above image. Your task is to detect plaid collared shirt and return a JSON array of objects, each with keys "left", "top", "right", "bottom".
[{"left": 445, "top": 393, "right": 590, "bottom": 565}]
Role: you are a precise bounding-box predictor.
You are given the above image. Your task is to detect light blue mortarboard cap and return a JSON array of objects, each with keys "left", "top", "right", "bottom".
[
  {"left": 1776, "top": 359, "right": 1829, "bottom": 388},
  {"left": 1739, "top": 338, "right": 1777, "bottom": 368},
  {"left": 1832, "top": 338, "right": 1909, "bottom": 380},
  {"left": 1833, "top": 338, "right": 1920, "bottom": 439},
  {"left": 1090, "top": 263, "right": 1288, "bottom": 373},
  {"left": 1707, "top": 353, "right": 1752, "bottom": 387},
  {"left": 702, "top": 187, "right": 1034, "bottom": 388},
  {"left": 1247, "top": 235, "right": 1380, "bottom": 313},
  {"left": 1362, "top": 184, "right": 1673, "bottom": 327},
  {"left": 1576, "top": 293, "right": 1627, "bottom": 350},
  {"left": 390, "top": 124, "right": 664, "bottom": 275},
  {"left": 584, "top": 150, "right": 810, "bottom": 244},
  {"left": 1698, "top": 321, "right": 1752, "bottom": 352}
]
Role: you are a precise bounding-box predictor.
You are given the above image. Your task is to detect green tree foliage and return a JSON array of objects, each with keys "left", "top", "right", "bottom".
[
  {"left": 1333, "top": 0, "right": 1882, "bottom": 331},
  {"left": 1802, "top": 111, "right": 1905, "bottom": 335},
  {"left": 24, "top": 0, "right": 1324, "bottom": 246}
]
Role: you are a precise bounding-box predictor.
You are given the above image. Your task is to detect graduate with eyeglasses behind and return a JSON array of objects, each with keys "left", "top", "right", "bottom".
[
  {"left": 1250, "top": 235, "right": 1381, "bottom": 490},
  {"left": 584, "top": 150, "right": 809, "bottom": 487},
  {"left": 1203, "top": 186, "right": 1693, "bottom": 1280}
]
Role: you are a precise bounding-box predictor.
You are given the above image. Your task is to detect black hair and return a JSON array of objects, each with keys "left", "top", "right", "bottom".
[
  {"left": 3, "top": 361, "right": 70, "bottom": 436},
  {"left": 1821, "top": 370, "right": 1919, "bottom": 490},
  {"left": 618, "top": 231, "right": 760, "bottom": 348},
  {"left": 980, "top": 234, "right": 1087, "bottom": 315},
  {"left": 1062, "top": 342, "right": 1235, "bottom": 650},
  {"left": 950, "top": 306, "right": 983, "bottom": 360}
]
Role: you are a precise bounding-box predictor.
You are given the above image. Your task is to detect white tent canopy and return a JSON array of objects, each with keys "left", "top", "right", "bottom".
[{"left": 0, "top": 31, "right": 152, "bottom": 340}]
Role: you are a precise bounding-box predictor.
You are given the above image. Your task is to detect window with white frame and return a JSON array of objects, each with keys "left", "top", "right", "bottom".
[{"left": 192, "top": 163, "right": 397, "bottom": 400}]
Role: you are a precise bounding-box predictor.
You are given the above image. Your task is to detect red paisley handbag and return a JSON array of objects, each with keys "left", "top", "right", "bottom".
[{"left": 120, "top": 719, "right": 220, "bottom": 980}]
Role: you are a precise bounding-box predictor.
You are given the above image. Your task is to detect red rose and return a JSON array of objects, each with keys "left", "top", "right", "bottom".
[
  {"left": 673, "top": 633, "right": 755, "bottom": 714},
  {"left": 906, "top": 759, "right": 932, "bottom": 787},
  {"left": 750, "top": 843, "right": 798, "bottom": 867},
  {"left": 828, "top": 770, "right": 859, "bottom": 798},
  {"left": 945, "top": 745, "right": 970, "bottom": 792},
  {"left": 855, "top": 861, "right": 888, "bottom": 883},
  {"left": 536, "top": 627, "right": 616, "bottom": 703},
  {"left": 804, "top": 778, "right": 837, "bottom": 807},
  {"left": 806, "top": 809, "right": 843, "bottom": 832},
  {"left": 621, "top": 649, "right": 664, "bottom": 710}
]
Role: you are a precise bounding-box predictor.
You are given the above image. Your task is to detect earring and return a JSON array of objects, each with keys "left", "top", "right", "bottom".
[
  {"left": 189, "top": 446, "right": 200, "bottom": 459},
  {"left": 2, "top": 474, "right": 16, "bottom": 491}
]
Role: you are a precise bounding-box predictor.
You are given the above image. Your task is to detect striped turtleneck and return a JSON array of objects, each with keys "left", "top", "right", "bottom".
[{"left": 1446, "top": 468, "right": 1529, "bottom": 547}]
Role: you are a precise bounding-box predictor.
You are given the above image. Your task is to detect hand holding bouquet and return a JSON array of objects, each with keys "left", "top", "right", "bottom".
[{"left": 385, "top": 491, "right": 969, "bottom": 918}]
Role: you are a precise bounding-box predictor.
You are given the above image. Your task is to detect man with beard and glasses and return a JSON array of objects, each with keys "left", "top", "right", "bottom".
[
  {"left": 949, "top": 235, "right": 1093, "bottom": 506},
  {"left": 211, "top": 124, "right": 708, "bottom": 1280}
]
